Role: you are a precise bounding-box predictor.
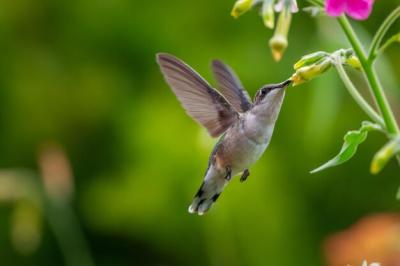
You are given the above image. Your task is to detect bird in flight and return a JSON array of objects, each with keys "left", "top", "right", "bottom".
[{"left": 157, "top": 53, "right": 291, "bottom": 215}]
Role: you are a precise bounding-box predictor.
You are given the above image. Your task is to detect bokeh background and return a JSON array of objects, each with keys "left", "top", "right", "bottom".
[{"left": 0, "top": 0, "right": 399, "bottom": 265}]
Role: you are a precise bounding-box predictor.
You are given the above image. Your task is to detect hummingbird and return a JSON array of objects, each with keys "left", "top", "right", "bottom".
[{"left": 156, "top": 53, "right": 291, "bottom": 215}]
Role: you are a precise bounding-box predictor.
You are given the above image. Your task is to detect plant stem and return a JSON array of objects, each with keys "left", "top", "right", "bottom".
[
  {"left": 308, "top": 0, "right": 400, "bottom": 135},
  {"left": 376, "top": 33, "right": 400, "bottom": 58},
  {"left": 337, "top": 16, "right": 400, "bottom": 135},
  {"left": 307, "top": 0, "right": 324, "bottom": 6},
  {"left": 368, "top": 6, "right": 400, "bottom": 62},
  {"left": 337, "top": 17, "right": 368, "bottom": 63},
  {"left": 364, "top": 65, "right": 400, "bottom": 135},
  {"left": 44, "top": 199, "right": 94, "bottom": 266},
  {"left": 334, "top": 61, "right": 384, "bottom": 126}
]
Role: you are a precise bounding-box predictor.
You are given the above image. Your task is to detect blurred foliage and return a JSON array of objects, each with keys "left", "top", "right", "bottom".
[{"left": 0, "top": 0, "right": 399, "bottom": 266}]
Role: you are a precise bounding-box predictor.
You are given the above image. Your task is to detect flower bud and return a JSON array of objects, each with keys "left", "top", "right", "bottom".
[
  {"left": 231, "top": 0, "right": 254, "bottom": 18},
  {"left": 38, "top": 142, "right": 74, "bottom": 202},
  {"left": 262, "top": 0, "right": 275, "bottom": 29},
  {"left": 370, "top": 137, "right": 400, "bottom": 174},
  {"left": 291, "top": 58, "right": 332, "bottom": 86},
  {"left": 293, "top": 51, "right": 329, "bottom": 70},
  {"left": 269, "top": 34, "right": 288, "bottom": 61},
  {"left": 345, "top": 55, "right": 362, "bottom": 70},
  {"left": 269, "top": 10, "right": 291, "bottom": 61},
  {"left": 342, "top": 48, "right": 353, "bottom": 58}
]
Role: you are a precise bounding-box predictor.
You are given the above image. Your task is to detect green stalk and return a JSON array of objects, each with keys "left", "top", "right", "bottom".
[
  {"left": 44, "top": 199, "right": 94, "bottom": 266},
  {"left": 376, "top": 33, "right": 400, "bottom": 57},
  {"left": 307, "top": 0, "right": 400, "bottom": 134},
  {"left": 363, "top": 64, "right": 400, "bottom": 135},
  {"left": 368, "top": 6, "right": 400, "bottom": 62},
  {"left": 334, "top": 61, "right": 384, "bottom": 127},
  {"left": 336, "top": 17, "right": 368, "bottom": 64},
  {"left": 308, "top": 0, "right": 324, "bottom": 6},
  {"left": 308, "top": 0, "right": 400, "bottom": 167},
  {"left": 337, "top": 16, "right": 400, "bottom": 135}
]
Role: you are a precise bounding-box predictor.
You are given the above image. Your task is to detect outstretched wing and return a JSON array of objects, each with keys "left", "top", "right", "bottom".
[
  {"left": 211, "top": 60, "right": 252, "bottom": 113},
  {"left": 157, "top": 53, "right": 238, "bottom": 138}
]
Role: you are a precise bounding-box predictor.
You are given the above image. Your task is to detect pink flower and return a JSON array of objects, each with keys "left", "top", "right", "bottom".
[{"left": 325, "top": 0, "right": 374, "bottom": 20}]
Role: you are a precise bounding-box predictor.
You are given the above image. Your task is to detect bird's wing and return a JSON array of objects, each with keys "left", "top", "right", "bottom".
[
  {"left": 157, "top": 53, "right": 238, "bottom": 138},
  {"left": 211, "top": 60, "right": 252, "bottom": 113}
]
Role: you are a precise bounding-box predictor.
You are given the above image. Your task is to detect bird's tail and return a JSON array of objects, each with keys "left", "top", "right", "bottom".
[{"left": 188, "top": 174, "right": 228, "bottom": 215}]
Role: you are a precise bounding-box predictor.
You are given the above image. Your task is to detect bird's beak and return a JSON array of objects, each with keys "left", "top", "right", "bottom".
[{"left": 270, "top": 79, "right": 292, "bottom": 90}]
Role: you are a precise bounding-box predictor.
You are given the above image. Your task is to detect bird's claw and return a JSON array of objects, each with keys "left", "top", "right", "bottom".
[{"left": 240, "top": 169, "right": 250, "bottom": 182}]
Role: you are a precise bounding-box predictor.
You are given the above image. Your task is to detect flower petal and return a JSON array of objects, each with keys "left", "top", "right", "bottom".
[
  {"left": 290, "top": 0, "right": 299, "bottom": 13},
  {"left": 274, "top": 0, "right": 284, "bottom": 12},
  {"left": 346, "top": 0, "right": 374, "bottom": 20},
  {"left": 325, "top": 0, "right": 347, "bottom": 17}
]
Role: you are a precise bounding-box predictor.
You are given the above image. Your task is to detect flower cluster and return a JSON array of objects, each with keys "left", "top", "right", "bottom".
[
  {"left": 231, "top": 0, "right": 375, "bottom": 62},
  {"left": 291, "top": 52, "right": 332, "bottom": 85},
  {"left": 231, "top": 0, "right": 298, "bottom": 61},
  {"left": 290, "top": 49, "right": 360, "bottom": 85}
]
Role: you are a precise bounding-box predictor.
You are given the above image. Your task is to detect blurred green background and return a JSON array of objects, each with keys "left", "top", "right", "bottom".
[{"left": 0, "top": 0, "right": 399, "bottom": 265}]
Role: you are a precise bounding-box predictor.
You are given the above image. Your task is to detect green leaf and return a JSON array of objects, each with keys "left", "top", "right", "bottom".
[
  {"left": 370, "top": 136, "right": 400, "bottom": 174},
  {"left": 310, "top": 121, "right": 382, "bottom": 173}
]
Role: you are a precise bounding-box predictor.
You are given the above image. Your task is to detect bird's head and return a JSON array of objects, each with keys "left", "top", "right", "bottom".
[{"left": 253, "top": 79, "right": 291, "bottom": 108}]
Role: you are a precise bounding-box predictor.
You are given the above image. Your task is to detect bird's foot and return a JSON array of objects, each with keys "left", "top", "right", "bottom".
[
  {"left": 225, "top": 166, "right": 232, "bottom": 181},
  {"left": 240, "top": 169, "right": 250, "bottom": 183}
]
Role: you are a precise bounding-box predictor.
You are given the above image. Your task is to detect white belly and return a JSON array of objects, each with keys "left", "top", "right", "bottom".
[
  {"left": 229, "top": 137, "right": 269, "bottom": 175},
  {"left": 215, "top": 115, "right": 275, "bottom": 177}
]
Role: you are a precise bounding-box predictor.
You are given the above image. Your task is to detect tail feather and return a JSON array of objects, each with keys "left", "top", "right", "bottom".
[{"left": 188, "top": 176, "right": 227, "bottom": 215}]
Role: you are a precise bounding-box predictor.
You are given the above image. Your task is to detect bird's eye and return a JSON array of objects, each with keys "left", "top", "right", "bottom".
[
  {"left": 255, "top": 87, "right": 271, "bottom": 103},
  {"left": 261, "top": 89, "right": 267, "bottom": 96}
]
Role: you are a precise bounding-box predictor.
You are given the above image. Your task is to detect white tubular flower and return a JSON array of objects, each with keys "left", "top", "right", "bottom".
[
  {"left": 231, "top": 0, "right": 255, "bottom": 18},
  {"left": 262, "top": 0, "right": 276, "bottom": 29},
  {"left": 269, "top": 0, "right": 298, "bottom": 61},
  {"left": 275, "top": 0, "right": 298, "bottom": 13}
]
